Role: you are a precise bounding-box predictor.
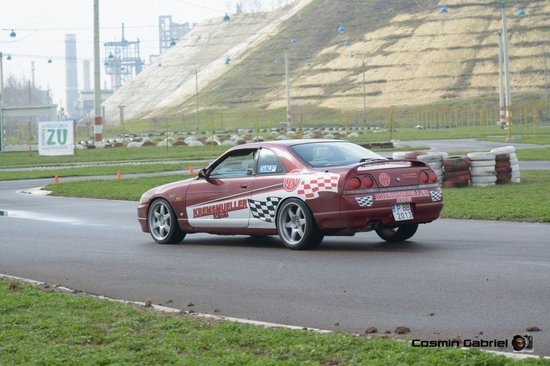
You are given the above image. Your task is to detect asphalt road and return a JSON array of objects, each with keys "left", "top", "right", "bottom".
[{"left": 0, "top": 178, "right": 549, "bottom": 356}]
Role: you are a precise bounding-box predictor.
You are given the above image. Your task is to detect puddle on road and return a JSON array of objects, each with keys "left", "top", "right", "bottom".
[
  {"left": 0, "top": 209, "right": 131, "bottom": 229},
  {"left": 0, "top": 209, "right": 82, "bottom": 225}
]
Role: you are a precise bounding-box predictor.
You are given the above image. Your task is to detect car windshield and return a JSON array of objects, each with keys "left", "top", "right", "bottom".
[{"left": 290, "top": 141, "right": 386, "bottom": 168}]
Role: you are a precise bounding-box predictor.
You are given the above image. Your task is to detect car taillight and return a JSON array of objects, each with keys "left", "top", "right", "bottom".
[
  {"left": 420, "top": 171, "right": 429, "bottom": 184},
  {"left": 346, "top": 177, "right": 361, "bottom": 190},
  {"left": 363, "top": 175, "right": 374, "bottom": 188},
  {"left": 428, "top": 171, "right": 437, "bottom": 183}
]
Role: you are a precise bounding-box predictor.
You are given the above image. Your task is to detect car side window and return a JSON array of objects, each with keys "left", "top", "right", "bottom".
[
  {"left": 256, "top": 149, "right": 284, "bottom": 175},
  {"left": 209, "top": 149, "right": 256, "bottom": 179}
]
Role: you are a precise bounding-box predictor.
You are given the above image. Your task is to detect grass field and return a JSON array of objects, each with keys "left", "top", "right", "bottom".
[
  {"left": 1, "top": 279, "right": 547, "bottom": 365},
  {"left": 44, "top": 170, "right": 550, "bottom": 223},
  {"left": 0, "top": 145, "right": 431, "bottom": 181},
  {"left": 0, "top": 164, "right": 187, "bottom": 181}
]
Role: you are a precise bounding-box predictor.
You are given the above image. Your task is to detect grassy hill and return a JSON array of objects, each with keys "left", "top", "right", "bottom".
[{"left": 104, "top": 0, "right": 550, "bottom": 131}]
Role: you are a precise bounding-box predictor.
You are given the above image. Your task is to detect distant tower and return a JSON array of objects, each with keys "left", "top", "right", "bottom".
[
  {"left": 65, "top": 34, "right": 79, "bottom": 118},
  {"left": 83, "top": 60, "right": 91, "bottom": 91},
  {"left": 158, "top": 16, "right": 193, "bottom": 55}
]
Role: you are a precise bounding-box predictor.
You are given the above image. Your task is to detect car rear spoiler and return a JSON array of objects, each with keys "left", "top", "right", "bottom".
[{"left": 355, "top": 159, "right": 428, "bottom": 172}]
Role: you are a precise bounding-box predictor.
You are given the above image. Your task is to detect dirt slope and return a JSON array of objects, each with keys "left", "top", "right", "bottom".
[
  {"left": 104, "top": 0, "right": 550, "bottom": 123},
  {"left": 103, "top": 0, "right": 314, "bottom": 123}
]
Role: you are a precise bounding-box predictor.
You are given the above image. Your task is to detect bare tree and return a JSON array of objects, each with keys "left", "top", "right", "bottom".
[{"left": 4, "top": 75, "right": 51, "bottom": 106}]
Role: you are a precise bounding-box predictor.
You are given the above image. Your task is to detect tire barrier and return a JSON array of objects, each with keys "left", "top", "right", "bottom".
[
  {"left": 442, "top": 156, "right": 470, "bottom": 188},
  {"left": 490, "top": 146, "right": 520, "bottom": 184},
  {"left": 417, "top": 152, "right": 445, "bottom": 183},
  {"left": 467, "top": 152, "right": 496, "bottom": 187},
  {"left": 393, "top": 146, "right": 521, "bottom": 188},
  {"left": 392, "top": 151, "right": 444, "bottom": 183}
]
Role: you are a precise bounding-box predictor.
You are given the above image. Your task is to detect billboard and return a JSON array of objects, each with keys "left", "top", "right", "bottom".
[{"left": 38, "top": 121, "right": 74, "bottom": 156}]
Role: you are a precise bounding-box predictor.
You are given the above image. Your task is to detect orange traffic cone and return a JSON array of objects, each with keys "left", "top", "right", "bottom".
[
  {"left": 115, "top": 168, "right": 122, "bottom": 180},
  {"left": 188, "top": 165, "right": 193, "bottom": 175},
  {"left": 53, "top": 175, "right": 59, "bottom": 185}
]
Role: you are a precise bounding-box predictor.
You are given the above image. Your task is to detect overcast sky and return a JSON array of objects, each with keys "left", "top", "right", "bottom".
[{"left": 0, "top": 0, "right": 281, "bottom": 109}]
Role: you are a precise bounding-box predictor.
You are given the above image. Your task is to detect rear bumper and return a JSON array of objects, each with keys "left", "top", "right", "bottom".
[{"left": 315, "top": 188, "right": 443, "bottom": 230}]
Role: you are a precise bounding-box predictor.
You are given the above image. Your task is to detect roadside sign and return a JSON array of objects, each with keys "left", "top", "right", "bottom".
[{"left": 38, "top": 121, "right": 74, "bottom": 156}]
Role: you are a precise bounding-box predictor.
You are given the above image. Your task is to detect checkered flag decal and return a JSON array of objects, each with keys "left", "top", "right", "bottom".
[
  {"left": 356, "top": 196, "right": 374, "bottom": 207},
  {"left": 430, "top": 190, "right": 442, "bottom": 202},
  {"left": 248, "top": 197, "right": 282, "bottom": 222},
  {"left": 296, "top": 173, "right": 339, "bottom": 199}
]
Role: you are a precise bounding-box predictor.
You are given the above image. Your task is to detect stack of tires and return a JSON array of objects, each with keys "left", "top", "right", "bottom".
[
  {"left": 392, "top": 151, "right": 425, "bottom": 160},
  {"left": 467, "top": 152, "right": 497, "bottom": 187},
  {"left": 392, "top": 151, "right": 445, "bottom": 183},
  {"left": 490, "top": 146, "right": 520, "bottom": 183},
  {"left": 442, "top": 156, "right": 470, "bottom": 188},
  {"left": 417, "top": 152, "right": 446, "bottom": 184}
]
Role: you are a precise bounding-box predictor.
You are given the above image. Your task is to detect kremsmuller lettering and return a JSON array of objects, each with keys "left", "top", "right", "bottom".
[{"left": 193, "top": 199, "right": 248, "bottom": 218}]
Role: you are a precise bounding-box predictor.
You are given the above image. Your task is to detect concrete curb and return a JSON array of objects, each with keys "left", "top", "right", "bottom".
[{"left": 1, "top": 273, "right": 547, "bottom": 360}]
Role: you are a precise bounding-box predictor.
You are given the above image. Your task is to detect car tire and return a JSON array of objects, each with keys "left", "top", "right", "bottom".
[
  {"left": 375, "top": 223, "right": 419, "bottom": 242},
  {"left": 276, "top": 198, "right": 324, "bottom": 250},
  {"left": 148, "top": 199, "right": 186, "bottom": 244}
]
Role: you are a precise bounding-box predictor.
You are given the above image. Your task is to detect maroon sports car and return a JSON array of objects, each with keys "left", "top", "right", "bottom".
[{"left": 138, "top": 139, "right": 443, "bottom": 250}]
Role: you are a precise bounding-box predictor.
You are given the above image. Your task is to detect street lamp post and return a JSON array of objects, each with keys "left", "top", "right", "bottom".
[
  {"left": 497, "top": 31, "right": 506, "bottom": 127},
  {"left": 500, "top": 5, "right": 513, "bottom": 140},
  {"left": 0, "top": 52, "right": 4, "bottom": 152},
  {"left": 362, "top": 59, "right": 367, "bottom": 126},
  {"left": 195, "top": 69, "right": 199, "bottom": 131},
  {"left": 93, "top": 0, "right": 104, "bottom": 148},
  {"left": 542, "top": 42, "right": 548, "bottom": 124},
  {"left": 284, "top": 47, "right": 291, "bottom": 130}
]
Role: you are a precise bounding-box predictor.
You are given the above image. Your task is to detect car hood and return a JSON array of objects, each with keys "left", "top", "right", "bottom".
[{"left": 140, "top": 177, "right": 195, "bottom": 204}]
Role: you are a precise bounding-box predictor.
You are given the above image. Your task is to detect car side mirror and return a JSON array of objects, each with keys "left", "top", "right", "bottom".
[{"left": 198, "top": 168, "right": 207, "bottom": 179}]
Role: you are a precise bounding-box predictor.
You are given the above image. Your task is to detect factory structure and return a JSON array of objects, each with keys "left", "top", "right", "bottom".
[{"left": 65, "top": 16, "right": 192, "bottom": 121}]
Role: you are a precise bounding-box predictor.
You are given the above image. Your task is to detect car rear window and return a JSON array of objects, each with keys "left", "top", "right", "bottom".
[{"left": 290, "top": 142, "right": 385, "bottom": 168}]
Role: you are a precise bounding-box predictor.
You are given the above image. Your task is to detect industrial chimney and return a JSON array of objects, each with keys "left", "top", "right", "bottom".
[
  {"left": 65, "top": 34, "right": 79, "bottom": 118},
  {"left": 83, "top": 59, "right": 91, "bottom": 91}
]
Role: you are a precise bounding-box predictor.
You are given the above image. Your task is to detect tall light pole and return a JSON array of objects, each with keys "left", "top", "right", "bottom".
[
  {"left": 0, "top": 52, "right": 4, "bottom": 152},
  {"left": 93, "top": 0, "right": 104, "bottom": 148},
  {"left": 542, "top": 42, "right": 548, "bottom": 124},
  {"left": 500, "top": 4, "right": 513, "bottom": 140},
  {"left": 284, "top": 47, "right": 291, "bottom": 130},
  {"left": 497, "top": 31, "right": 506, "bottom": 127},
  {"left": 362, "top": 59, "right": 367, "bottom": 126},
  {"left": 195, "top": 69, "right": 199, "bottom": 131}
]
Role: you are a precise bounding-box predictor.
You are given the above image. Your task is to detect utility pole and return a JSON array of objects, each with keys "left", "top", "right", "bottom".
[
  {"left": 284, "top": 47, "right": 292, "bottom": 130},
  {"left": 195, "top": 69, "right": 199, "bottom": 131},
  {"left": 362, "top": 60, "right": 367, "bottom": 126},
  {"left": 497, "top": 31, "right": 506, "bottom": 127},
  {"left": 118, "top": 105, "right": 125, "bottom": 146},
  {"left": 93, "top": 0, "right": 104, "bottom": 147},
  {"left": 31, "top": 61, "right": 35, "bottom": 89},
  {"left": 501, "top": 4, "right": 513, "bottom": 140},
  {"left": 542, "top": 42, "right": 548, "bottom": 124},
  {"left": 0, "top": 52, "right": 4, "bottom": 152}
]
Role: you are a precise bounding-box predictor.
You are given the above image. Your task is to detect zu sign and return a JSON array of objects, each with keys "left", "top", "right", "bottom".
[{"left": 38, "top": 121, "right": 74, "bottom": 156}]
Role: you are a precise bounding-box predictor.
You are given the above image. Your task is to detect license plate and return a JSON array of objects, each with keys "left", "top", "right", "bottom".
[{"left": 392, "top": 203, "right": 413, "bottom": 221}]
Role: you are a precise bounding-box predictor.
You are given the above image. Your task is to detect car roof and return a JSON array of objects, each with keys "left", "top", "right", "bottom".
[{"left": 229, "top": 139, "right": 347, "bottom": 150}]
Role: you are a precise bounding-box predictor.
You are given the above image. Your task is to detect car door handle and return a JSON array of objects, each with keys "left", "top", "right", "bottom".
[{"left": 240, "top": 184, "right": 249, "bottom": 189}]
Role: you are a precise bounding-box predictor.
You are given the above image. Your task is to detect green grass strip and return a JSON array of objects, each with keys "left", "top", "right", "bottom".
[
  {"left": 0, "top": 164, "right": 188, "bottom": 182},
  {"left": 45, "top": 175, "right": 189, "bottom": 201},
  {"left": 0, "top": 145, "right": 226, "bottom": 169},
  {"left": 440, "top": 171, "right": 550, "bottom": 222},
  {"left": 1, "top": 279, "right": 547, "bottom": 365}
]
